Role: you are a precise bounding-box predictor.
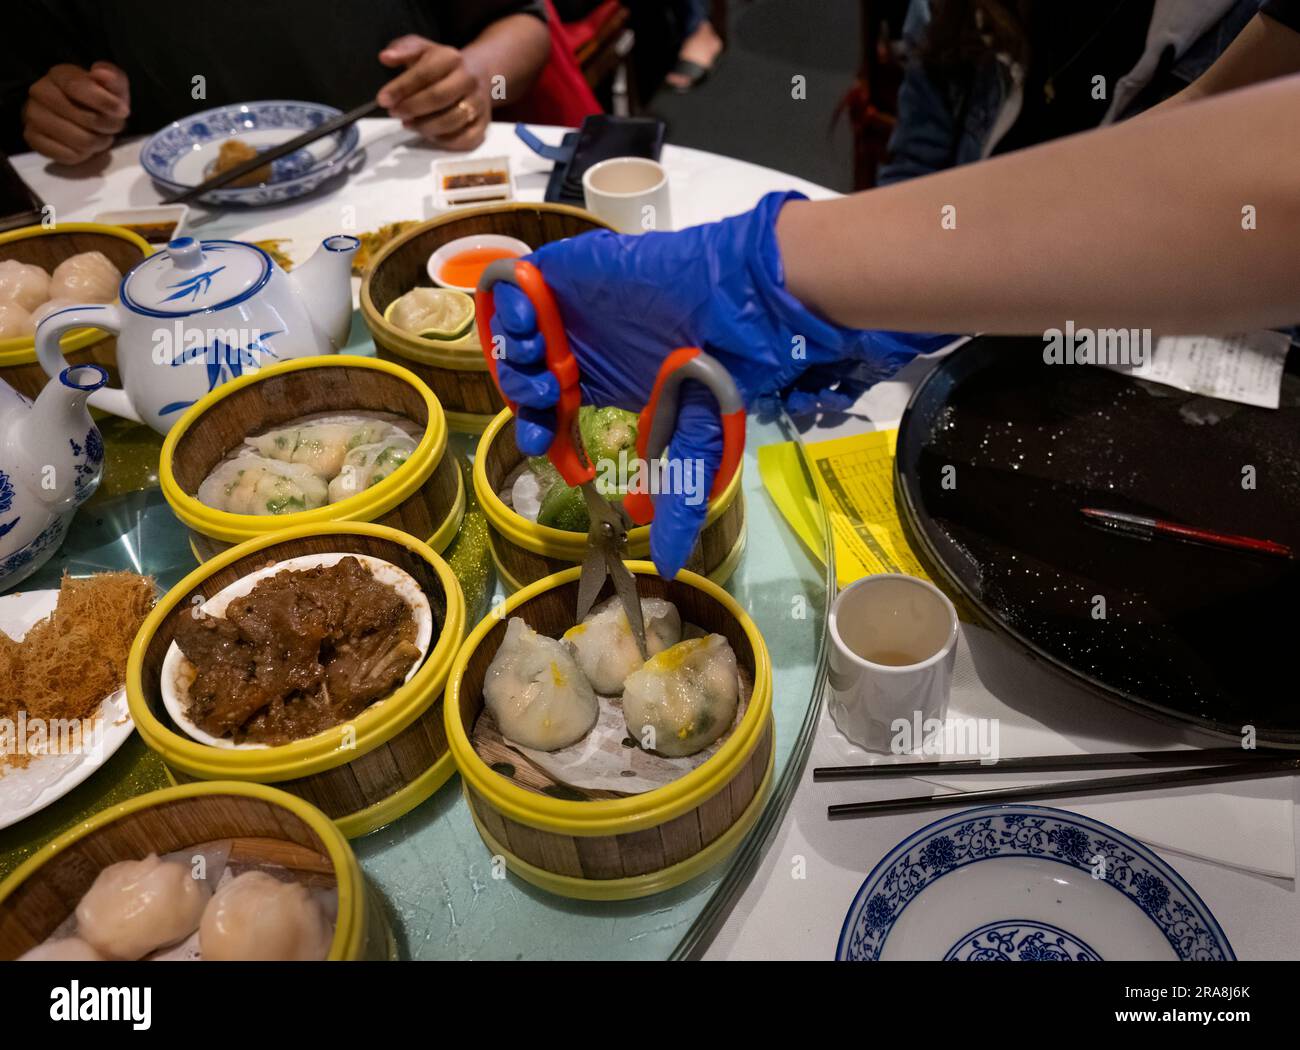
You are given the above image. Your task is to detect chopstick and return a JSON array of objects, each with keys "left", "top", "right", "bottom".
[
  {"left": 161, "top": 100, "right": 381, "bottom": 204},
  {"left": 826, "top": 758, "right": 1300, "bottom": 819},
  {"left": 814, "top": 746, "right": 1292, "bottom": 780}
]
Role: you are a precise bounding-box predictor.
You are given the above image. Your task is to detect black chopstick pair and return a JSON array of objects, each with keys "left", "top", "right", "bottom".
[
  {"left": 815, "top": 747, "right": 1300, "bottom": 819},
  {"left": 162, "top": 100, "right": 382, "bottom": 205}
]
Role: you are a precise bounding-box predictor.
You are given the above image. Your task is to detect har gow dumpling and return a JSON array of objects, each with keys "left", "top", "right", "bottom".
[
  {"left": 563, "top": 596, "right": 681, "bottom": 694},
  {"left": 75, "top": 853, "right": 210, "bottom": 960},
  {"left": 30, "top": 297, "right": 76, "bottom": 329},
  {"left": 199, "top": 871, "right": 332, "bottom": 961},
  {"left": 246, "top": 416, "right": 390, "bottom": 477},
  {"left": 197, "top": 454, "right": 329, "bottom": 515},
  {"left": 20, "top": 936, "right": 106, "bottom": 962},
  {"left": 622, "top": 634, "right": 739, "bottom": 757},
  {"left": 484, "top": 618, "right": 597, "bottom": 751},
  {"left": 49, "top": 250, "right": 121, "bottom": 303},
  {"left": 0, "top": 302, "right": 33, "bottom": 339},
  {"left": 0, "top": 259, "right": 50, "bottom": 312}
]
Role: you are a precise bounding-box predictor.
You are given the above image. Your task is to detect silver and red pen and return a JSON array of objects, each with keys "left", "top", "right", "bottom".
[{"left": 1080, "top": 507, "right": 1295, "bottom": 559}]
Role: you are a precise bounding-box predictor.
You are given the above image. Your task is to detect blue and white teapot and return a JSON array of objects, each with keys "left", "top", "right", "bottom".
[
  {"left": 0, "top": 366, "right": 108, "bottom": 592},
  {"left": 34, "top": 233, "right": 360, "bottom": 435}
]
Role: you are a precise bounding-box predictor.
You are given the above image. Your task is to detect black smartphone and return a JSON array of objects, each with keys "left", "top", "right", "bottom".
[
  {"left": 0, "top": 154, "right": 44, "bottom": 233},
  {"left": 546, "top": 115, "right": 666, "bottom": 206}
]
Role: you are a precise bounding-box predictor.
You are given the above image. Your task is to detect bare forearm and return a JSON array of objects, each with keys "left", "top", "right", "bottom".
[
  {"left": 779, "top": 76, "right": 1300, "bottom": 335},
  {"left": 461, "top": 14, "right": 550, "bottom": 106}
]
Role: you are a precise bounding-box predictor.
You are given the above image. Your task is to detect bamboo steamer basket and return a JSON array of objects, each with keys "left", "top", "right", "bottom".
[
  {"left": 445, "top": 562, "right": 774, "bottom": 900},
  {"left": 126, "top": 521, "right": 466, "bottom": 838},
  {"left": 0, "top": 222, "right": 152, "bottom": 398},
  {"left": 360, "top": 203, "right": 612, "bottom": 433},
  {"left": 160, "top": 356, "right": 464, "bottom": 562},
  {"left": 0, "top": 781, "right": 391, "bottom": 960},
  {"left": 475, "top": 409, "right": 746, "bottom": 590}
]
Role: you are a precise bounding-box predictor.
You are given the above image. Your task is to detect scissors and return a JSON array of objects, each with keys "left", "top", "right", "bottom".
[{"left": 477, "top": 258, "right": 745, "bottom": 658}]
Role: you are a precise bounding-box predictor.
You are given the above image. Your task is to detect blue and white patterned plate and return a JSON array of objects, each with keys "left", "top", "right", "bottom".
[
  {"left": 837, "top": 805, "right": 1233, "bottom": 961},
  {"left": 140, "top": 100, "right": 362, "bottom": 207}
]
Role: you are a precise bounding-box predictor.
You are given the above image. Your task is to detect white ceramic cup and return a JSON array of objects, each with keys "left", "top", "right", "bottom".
[
  {"left": 582, "top": 157, "right": 673, "bottom": 234},
  {"left": 827, "top": 574, "right": 960, "bottom": 753}
]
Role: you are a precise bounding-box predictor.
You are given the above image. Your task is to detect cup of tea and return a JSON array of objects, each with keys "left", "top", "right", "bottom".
[
  {"left": 827, "top": 573, "right": 959, "bottom": 753},
  {"left": 582, "top": 157, "right": 673, "bottom": 234}
]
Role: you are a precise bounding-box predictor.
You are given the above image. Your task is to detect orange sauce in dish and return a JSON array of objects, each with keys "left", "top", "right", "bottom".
[{"left": 440, "top": 246, "right": 521, "bottom": 288}]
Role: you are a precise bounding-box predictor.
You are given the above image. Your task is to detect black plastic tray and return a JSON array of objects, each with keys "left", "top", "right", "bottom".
[{"left": 894, "top": 336, "right": 1300, "bottom": 745}]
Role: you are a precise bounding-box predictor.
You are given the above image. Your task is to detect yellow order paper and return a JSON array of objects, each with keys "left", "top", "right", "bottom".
[{"left": 757, "top": 429, "right": 932, "bottom": 589}]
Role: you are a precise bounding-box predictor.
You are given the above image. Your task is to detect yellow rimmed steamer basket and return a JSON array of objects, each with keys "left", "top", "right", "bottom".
[
  {"left": 127, "top": 521, "right": 467, "bottom": 838},
  {"left": 476, "top": 408, "right": 747, "bottom": 590},
  {"left": 446, "top": 562, "right": 774, "bottom": 900},
  {"left": 0, "top": 222, "right": 152, "bottom": 397},
  {"left": 160, "top": 355, "right": 465, "bottom": 562},
  {"left": 360, "top": 203, "right": 613, "bottom": 434},
  {"left": 0, "top": 781, "right": 390, "bottom": 960}
]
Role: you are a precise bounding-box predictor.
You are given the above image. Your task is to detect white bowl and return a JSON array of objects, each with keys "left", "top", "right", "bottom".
[
  {"left": 426, "top": 234, "right": 531, "bottom": 293},
  {"left": 160, "top": 553, "right": 433, "bottom": 750}
]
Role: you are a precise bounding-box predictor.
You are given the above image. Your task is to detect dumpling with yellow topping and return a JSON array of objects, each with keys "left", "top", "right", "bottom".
[
  {"left": 484, "top": 618, "right": 597, "bottom": 750},
  {"left": 622, "top": 634, "right": 739, "bottom": 757},
  {"left": 562, "top": 596, "right": 681, "bottom": 694}
]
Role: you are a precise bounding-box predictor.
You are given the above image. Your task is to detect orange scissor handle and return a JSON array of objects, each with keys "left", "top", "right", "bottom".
[
  {"left": 477, "top": 258, "right": 593, "bottom": 487},
  {"left": 622, "top": 347, "right": 746, "bottom": 526}
]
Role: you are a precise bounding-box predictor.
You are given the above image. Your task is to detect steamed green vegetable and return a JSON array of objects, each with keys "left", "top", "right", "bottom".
[
  {"left": 537, "top": 482, "right": 589, "bottom": 531},
  {"left": 579, "top": 406, "right": 638, "bottom": 470},
  {"left": 526, "top": 455, "right": 563, "bottom": 497},
  {"left": 516, "top": 405, "right": 641, "bottom": 533}
]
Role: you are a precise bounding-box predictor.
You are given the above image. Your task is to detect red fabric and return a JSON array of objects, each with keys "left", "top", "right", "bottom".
[
  {"left": 558, "top": 0, "right": 624, "bottom": 53},
  {"left": 502, "top": 0, "right": 604, "bottom": 127}
]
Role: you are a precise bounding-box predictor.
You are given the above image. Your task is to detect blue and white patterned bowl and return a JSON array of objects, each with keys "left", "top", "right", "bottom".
[
  {"left": 140, "top": 101, "right": 362, "bottom": 207},
  {"left": 837, "top": 805, "right": 1233, "bottom": 961}
]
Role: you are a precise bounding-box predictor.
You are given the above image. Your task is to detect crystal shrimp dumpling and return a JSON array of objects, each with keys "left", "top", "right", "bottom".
[
  {"left": 483, "top": 618, "right": 598, "bottom": 750},
  {"left": 562, "top": 595, "right": 682, "bottom": 694},
  {"left": 622, "top": 634, "right": 740, "bottom": 757},
  {"left": 199, "top": 870, "right": 332, "bottom": 962},
  {"left": 74, "top": 853, "right": 210, "bottom": 960},
  {"left": 48, "top": 250, "right": 122, "bottom": 303}
]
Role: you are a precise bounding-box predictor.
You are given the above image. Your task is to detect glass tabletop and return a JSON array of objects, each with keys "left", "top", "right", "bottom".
[{"left": 1, "top": 326, "right": 832, "bottom": 960}]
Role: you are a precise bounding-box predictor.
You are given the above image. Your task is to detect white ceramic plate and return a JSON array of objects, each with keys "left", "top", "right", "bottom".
[
  {"left": 427, "top": 234, "right": 531, "bottom": 293},
  {"left": 160, "top": 553, "right": 433, "bottom": 750},
  {"left": 838, "top": 804, "right": 1234, "bottom": 961},
  {"left": 0, "top": 589, "right": 135, "bottom": 831}
]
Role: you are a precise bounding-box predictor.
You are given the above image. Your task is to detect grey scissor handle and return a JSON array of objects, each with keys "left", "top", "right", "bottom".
[{"left": 640, "top": 350, "right": 745, "bottom": 463}]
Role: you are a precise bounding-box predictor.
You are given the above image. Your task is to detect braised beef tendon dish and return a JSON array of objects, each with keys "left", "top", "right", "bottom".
[{"left": 174, "top": 557, "right": 421, "bottom": 745}]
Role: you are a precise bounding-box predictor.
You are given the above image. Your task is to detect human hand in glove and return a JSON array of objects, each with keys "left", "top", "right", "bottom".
[{"left": 487, "top": 190, "right": 947, "bottom": 578}]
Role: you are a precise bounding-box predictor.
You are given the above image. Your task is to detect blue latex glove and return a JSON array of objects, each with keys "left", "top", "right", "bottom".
[{"left": 489, "top": 190, "right": 948, "bottom": 577}]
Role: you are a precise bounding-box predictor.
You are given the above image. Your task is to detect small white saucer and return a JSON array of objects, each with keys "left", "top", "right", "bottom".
[{"left": 427, "top": 234, "right": 530, "bottom": 293}]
